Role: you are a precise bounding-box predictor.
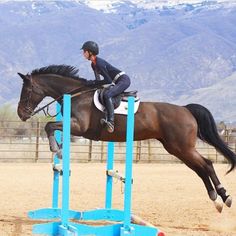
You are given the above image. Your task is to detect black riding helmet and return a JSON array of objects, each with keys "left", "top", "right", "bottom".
[{"left": 81, "top": 41, "right": 99, "bottom": 55}]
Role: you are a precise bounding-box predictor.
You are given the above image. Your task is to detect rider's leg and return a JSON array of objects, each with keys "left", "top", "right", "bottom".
[
  {"left": 101, "top": 90, "right": 114, "bottom": 133},
  {"left": 101, "top": 75, "right": 131, "bottom": 133},
  {"left": 103, "top": 97, "right": 114, "bottom": 133}
]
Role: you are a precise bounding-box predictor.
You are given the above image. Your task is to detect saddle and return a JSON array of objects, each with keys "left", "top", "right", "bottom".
[
  {"left": 98, "top": 88, "right": 138, "bottom": 109},
  {"left": 94, "top": 87, "right": 140, "bottom": 115}
]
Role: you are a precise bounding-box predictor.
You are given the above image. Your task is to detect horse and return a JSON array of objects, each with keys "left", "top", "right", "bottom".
[{"left": 17, "top": 65, "right": 236, "bottom": 213}]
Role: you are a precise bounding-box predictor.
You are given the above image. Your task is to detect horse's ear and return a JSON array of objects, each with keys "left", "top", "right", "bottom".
[{"left": 17, "top": 72, "right": 28, "bottom": 81}]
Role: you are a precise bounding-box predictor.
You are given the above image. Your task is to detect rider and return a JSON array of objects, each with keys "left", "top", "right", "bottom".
[{"left": 81, "top": 40, "right": 131, "bottom": 133}]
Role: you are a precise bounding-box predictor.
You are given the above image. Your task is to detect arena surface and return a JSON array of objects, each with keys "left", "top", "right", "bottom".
[{"left": 0, "top": 163, "right": 235, "bottom": 236}]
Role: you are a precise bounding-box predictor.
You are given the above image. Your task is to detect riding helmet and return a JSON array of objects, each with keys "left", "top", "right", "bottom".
[{"left": 81, "top": 41, "right": 99, "bottom": 55}]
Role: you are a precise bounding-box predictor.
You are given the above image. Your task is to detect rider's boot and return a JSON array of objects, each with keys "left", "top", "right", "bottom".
[{"left": 101, "top": 98, "right": 114, "bottom": 133}]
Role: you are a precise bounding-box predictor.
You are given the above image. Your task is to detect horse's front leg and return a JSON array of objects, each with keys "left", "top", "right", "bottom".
[
  {"left": 45, "top": 118, "right": 84, "bottom": 159},
  {"left": 45, "top": 121, "right": 63, "bottom": 158}
]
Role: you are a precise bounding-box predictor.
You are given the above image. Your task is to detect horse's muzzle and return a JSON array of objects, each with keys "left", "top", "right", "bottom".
[{"left": 17, "top": 106, "right": 31, "bottom": 121}]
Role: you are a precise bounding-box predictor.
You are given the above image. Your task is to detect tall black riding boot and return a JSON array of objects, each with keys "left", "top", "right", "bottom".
[{"left": 101, "top": 97, "right": 114, "bottom": 133}]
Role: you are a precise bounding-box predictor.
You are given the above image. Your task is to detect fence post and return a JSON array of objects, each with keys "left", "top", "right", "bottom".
[
  {"left": 135, "top": 141, "right": 141, "bottom": 162},
  {"left": 101, "top": 141, "right": 105, "bottom": 162},
  {"left": 148, "top": 139, "right": 151, "bottom": 162},
  {"left": 35, "top": 120, "right": 40, "bottom": 162},
  {"left": 216, "top": 149, "right": 218, "bottom": 163},
  {"left": 226, "top": 129, "right": 229, "bottom": 143},
  {"left": 88, "top": 140, "right": 92, "bottom": 162}
]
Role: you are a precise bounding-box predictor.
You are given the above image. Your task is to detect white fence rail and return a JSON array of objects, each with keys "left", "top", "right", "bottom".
[{"left": 0, "top": 120, "right": 235, "bottom": 163}]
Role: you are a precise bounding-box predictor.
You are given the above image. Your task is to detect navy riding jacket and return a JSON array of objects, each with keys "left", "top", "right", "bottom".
[
  {"left": 90, "top": 56, "right": 131, "bottom": 99},
  {"left": 91, "top": 57, "right": 122, "bottom": 84}
]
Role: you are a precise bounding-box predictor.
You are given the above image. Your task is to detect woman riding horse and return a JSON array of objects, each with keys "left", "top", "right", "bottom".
[
  {"left": 17, "top": 64, "right": 236, "bottom": 213},
  {"left": 81, "top": 41, "right": 131, "bottom": 133}
]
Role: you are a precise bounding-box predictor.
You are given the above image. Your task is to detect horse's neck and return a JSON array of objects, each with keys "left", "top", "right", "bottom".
[{"left": 37, "top": 75, "right": 82, "bottom": 99}]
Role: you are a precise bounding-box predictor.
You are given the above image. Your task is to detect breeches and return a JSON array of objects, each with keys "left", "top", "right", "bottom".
[{"left": 103, "top": 74, "right": 131, "bottom": 100}]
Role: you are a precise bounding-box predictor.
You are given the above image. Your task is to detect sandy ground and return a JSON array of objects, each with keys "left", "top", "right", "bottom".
[{"left": 0, "top": 163, "right": 236, "bottom": 236}]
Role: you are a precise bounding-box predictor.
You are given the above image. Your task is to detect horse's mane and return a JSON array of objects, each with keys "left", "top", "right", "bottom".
[{"left": 31, "top": 65, "right": 86, "bottom": 81}]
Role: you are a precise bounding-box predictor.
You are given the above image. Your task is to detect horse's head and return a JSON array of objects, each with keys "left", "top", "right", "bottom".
[
  {"left": 17, "top": 65, "right": 91, "bottom": 121},
  {"left": 17, "top": 73, "right": 45, "bottom": 121}
]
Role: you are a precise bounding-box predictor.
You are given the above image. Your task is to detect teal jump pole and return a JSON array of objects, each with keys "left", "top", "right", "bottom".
[
  {"left": 105, "top": 142, "right": 115, "bottom": 209},
  {"left": 121, "top": 96, "right": 135, "bottom": 235},
  {"left": 52, "top": 102, "right": 62, "bottom": 208},
  {"left": 60, "top": 94, "right": 71, "bottom": 230}
]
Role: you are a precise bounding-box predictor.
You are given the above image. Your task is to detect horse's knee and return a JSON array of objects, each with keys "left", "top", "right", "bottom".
[
  {"left": 44, "top": 122, "right": 51, "bottom": 134},
  {"left": 45, "top": 122, "right": 54, "bottom": 137}
]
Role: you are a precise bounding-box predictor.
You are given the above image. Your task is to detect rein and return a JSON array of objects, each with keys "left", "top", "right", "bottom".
[{"left": 31, "top": 86, "right": 97, "bottom": 118}]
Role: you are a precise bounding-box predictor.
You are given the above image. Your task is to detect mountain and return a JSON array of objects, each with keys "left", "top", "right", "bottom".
[
  {"left": 0, "top": 1, "right": 128, "bottom": 102},
  {"left": 80, "top": 0, "right": 236, "bottom": 12},
  {"left": 175, "top": 72, "right": 236, "bottom": 121},
  {"left": 0, "top": 0, "right": 236, "bottom": 122}
]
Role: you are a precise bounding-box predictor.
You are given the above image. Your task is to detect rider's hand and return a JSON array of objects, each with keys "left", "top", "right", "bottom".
[{"left": 86, "top": 80, "right": 96, "bottom": 86}]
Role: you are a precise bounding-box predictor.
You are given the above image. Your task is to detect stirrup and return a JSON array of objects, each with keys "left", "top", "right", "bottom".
[{"left": 100, "top": 118, "right": 107, "bottom": 125}]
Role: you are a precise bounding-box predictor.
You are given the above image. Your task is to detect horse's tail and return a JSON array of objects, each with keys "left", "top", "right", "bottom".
[{"left": 185, "top": 103, "right": 236, "bottom": 174}]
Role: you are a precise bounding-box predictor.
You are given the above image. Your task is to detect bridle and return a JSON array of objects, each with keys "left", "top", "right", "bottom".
[
  {"left": 32, "top": 87, "right": 97, "bottom": 118},
  {"left": 18, "top": 75, "right": 44, "bottom": 117},
  {"left": 19, "top": 74, "right": 98, "bottom": 118}
]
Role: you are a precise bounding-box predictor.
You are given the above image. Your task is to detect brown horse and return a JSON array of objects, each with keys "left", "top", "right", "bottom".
[{"left": 17, "top": 65, "right": 236, "bottom": 213}]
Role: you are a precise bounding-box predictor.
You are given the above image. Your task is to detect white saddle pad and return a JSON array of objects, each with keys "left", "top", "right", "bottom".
[{"left": 93, "top": 90, "right": 140, "bottom": 115}]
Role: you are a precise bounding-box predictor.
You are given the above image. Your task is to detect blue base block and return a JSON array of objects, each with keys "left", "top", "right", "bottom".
[
  {"left": 32, "top": 222, "right": 158, "bottom": 236},
  {"left": 29, "top": 208, "right": 62, "bottom": 220},
  {"left": 29, "top": 208, "right": 159, "bottom": 235},
  {"left": 29, "top": 208, "right": 124, "bottom": 221}
]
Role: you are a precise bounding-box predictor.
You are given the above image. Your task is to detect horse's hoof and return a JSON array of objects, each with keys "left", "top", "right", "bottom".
[
  {"left": 225, "top": 195, "right": 232, "bottom": 208},
  {"left": 214, "top": 195, "right": 223, "bottom": 213}
]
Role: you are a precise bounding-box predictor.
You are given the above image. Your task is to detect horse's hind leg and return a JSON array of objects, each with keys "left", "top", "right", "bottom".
[
  {"left": 203, "top": 158, "right": 232, "bottom": 208},
  {"left": 183, "top": 152, "right": 225, "bottom": 212},
  {"left": 163, "top": 141, "right": 224, "bottom": 212},
  {"left": 183, "top": 153, "right": 224, "bottom": 211}
]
